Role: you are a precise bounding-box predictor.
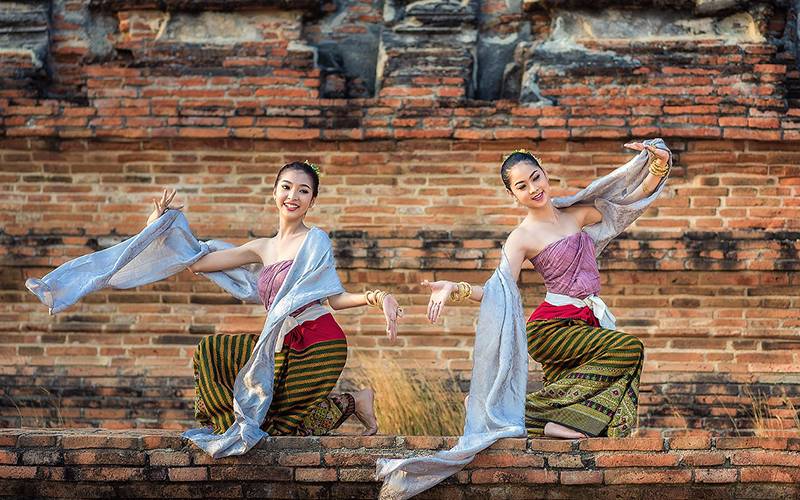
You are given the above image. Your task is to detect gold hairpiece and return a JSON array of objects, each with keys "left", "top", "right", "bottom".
[
  {"left": 504, "top": 149, "right": 543, "bottom": 166},
  {"left": 303, "top": 160, "right": 321, "bottom": 176}
]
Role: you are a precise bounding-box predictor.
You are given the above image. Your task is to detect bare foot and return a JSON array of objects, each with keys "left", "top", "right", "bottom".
[
  {"left": 353, "top": 388, "right": 378, "bottom": 436},
  {"left": 544, "top": 422, "right": 587, "bottom": 439}
]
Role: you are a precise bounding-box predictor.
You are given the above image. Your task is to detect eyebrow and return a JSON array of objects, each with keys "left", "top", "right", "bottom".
[{"left": 280, "top": 180, "right": 312, "bottom": 189}]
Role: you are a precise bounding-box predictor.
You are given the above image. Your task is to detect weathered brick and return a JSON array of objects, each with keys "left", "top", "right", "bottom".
[
  {"left": 580, "top": 438, "right": 664, "bottom": 452},
  {"left": 277, "top": 452, "right": 321, "bottom": 467},
  {"left": 604, "top": 469, "right": 693, "bottom": 484},
  {"left": 168, "top": 466, "right": 208, "bottom": 481},
  {"left": 296, "top": 467, "right": 338, "bottom": 482},
  {"left": 470, "top": 468, "right": 558, "bottom": 484},
  {"left": 695, "top": 468, "right": 738, "bottom": 483},
  {"left": 595, "top": 453, "right": 679, "bottom": 468},
  {"left": 209, "top": 466, "right": 292, "bottom": 481},
  {"left": 740, "top": 466, "right": 800, "bottom": 483},
  {"left": 148, "top": 450, "right": 191, "bottom": 466},
  {"left": 0, "top": 465, "right": 37, "bottom": 479},
  {"left": 560, "top": 470, "right": 603, "bottom": 485}
]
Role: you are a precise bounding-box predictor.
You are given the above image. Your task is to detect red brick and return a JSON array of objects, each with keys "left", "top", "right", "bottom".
[
  {"left": 470, "top": 468, "right": 558, "bottom": 484},
  {"left": 694, "top": 468, "right": 738, "bottom": 483},
  {"left": 0, "top": 465, "right": 37, "bottom": 479},
  {"left": 468, "top": 453, "right": 544, "bottom": 468},
  {"left": 296, "top": 467, "right": 337, "bottom": 482},
  {"left": 668, "top": 434, "right": 712, "bottom": 450},
  {"left": 528, "top": 439, "right": 575, "bottom": 452},
  {"left": 277, "top": 452, "right": 321, "bottom": 466},
  {"left": 678, "top": 451, "right": 725, "bottom": 467},
  {"left": 731, "top": 451, "right": 800, "bottom": 467},
  {"left": 595, "top": 453, "right": 679, "bottom": 467},
  {"left": 580, "top": 438, "right": 664, "bottom": 452},
  {"left": 209, "top": 466, "right": 292, "bottom": 481},
  {"left": 604, "top": 469, "right": 693, "bottom": 484},
  {"left": 560, "top": 470, "right": 603, "bottom": 485},
  {"left": 168, "top": 466, "right": 208, "bottom": 481},
  {"left": 149, "top": 451, "right": 191, "bottom": 466},
  {"left": 740, "top": 467, "right": 800, "bottom": 482},
  {"left": 337, "top": 467, "right": 375, "bottom": 482},
  {"left": 715, "top": 437, "right": 788, "bottom": 450},
  {"left": 0, "top": 450, "right": 18, "bottom": 464}
]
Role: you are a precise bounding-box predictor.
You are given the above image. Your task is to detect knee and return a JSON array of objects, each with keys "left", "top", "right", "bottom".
[{"left": 625, "top": 336, "right": 644, "bottom": 358}]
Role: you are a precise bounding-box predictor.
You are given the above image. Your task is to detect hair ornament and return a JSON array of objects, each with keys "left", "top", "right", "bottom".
[
  {"left": 303, "top": 160, "right": 321, "bottom": 176},
  {"left": 504, "top": 148, "right": 543, "bottom": 166}
]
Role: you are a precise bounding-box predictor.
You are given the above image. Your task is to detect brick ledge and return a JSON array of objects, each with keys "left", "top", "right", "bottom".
[{"left": 1, "top": 428, "right": 799, "bottom": 498}]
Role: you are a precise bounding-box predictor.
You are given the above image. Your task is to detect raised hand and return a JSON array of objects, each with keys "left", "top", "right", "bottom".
[
  {"left": 146, "top": 188, "right": 184, "bottom": 226},
  {"left": 381, "top": 294, "right": 403, "bottom": 342},
  {"left": 422, "top": 279, "right": 456, "bottom": 324},
  {"left": 623, "top": 141, "right": 671, "bottom": 164}
]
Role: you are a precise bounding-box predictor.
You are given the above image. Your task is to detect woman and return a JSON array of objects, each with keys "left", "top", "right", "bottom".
[
  {"left": 423, "top": 141, "right": 670, "bottom": 439},
  {"left": 146, "top": 161, "right": 403, "bottom": 438}
]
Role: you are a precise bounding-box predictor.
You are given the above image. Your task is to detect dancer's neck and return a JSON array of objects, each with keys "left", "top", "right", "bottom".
[
  {"left": 526, "top": 203, "right": 560, "bottom": 225},
  {"left": 276, "top": 218, "right": 308, "bottom": 241}
]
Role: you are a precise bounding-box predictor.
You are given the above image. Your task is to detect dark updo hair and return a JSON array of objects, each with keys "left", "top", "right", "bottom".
[
  {"left": 273, "top": 161, "right": 320, "bottom": 198},
  {"left": 500, "top": 151, "right": 543, "bottom": 191}
]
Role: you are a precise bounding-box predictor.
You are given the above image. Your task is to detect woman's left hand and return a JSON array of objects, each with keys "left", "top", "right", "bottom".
[
  {"left": 381, "top": 294, "right": 403, "bottom": 343},
  {"left": 624, "top": 141, "right": 670, "bottom": 165}
]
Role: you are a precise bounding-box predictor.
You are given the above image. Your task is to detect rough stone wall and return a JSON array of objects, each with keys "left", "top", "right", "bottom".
[{"left": 1, "top": 0, "right": 799, "bottom": 434}]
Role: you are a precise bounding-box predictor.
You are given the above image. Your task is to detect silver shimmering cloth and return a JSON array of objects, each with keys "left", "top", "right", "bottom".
[
  {"left": 26, "top": 211, "right": 345, "bottom": 458},
  {"left": 375, "top": 139, "right": 671, "bottom": 499}
]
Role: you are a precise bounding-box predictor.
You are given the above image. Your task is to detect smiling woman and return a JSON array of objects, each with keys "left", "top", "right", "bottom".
[{"left": 143, "top": 161, "right": 404, "bottom": 440}]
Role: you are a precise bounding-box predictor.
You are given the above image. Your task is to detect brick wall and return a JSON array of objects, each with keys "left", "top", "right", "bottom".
[
  {"left": 1, "top": 429, "right": 799, "bottom": 498},
  {"left": 1, "top": 0, "right": 799, "bottom": 434}
]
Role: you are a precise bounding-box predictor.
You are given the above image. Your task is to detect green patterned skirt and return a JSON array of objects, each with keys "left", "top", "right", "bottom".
[
  {"left": 192, "top": 313, "right": 354, "bottom": 436},
  {"left": 525, "top": 318, "right": 644, "bottom": 438}
]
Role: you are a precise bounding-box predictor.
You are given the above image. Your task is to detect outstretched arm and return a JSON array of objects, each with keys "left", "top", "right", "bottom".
[
  {"left": 566, "top": 141, "right": 671, "bottom": 228},
  {"left": 327, "top": 291, "right": 402, "bottom": 342},
  {"left": 424, "top": 228, "right": 529, "bottom": 323},
  {"left": 188, "top": 240, "right": 262, "bottom": 273}
]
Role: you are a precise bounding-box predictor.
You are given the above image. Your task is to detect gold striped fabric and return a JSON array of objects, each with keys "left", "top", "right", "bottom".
[
  {"left": 525, "top": 318, "right": 644, "bottom": 437},
  {"left": 193, "top": 333, "right": 348, "bottom": 435}
]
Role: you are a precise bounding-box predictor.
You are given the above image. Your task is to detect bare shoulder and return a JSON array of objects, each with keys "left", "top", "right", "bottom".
[
  {"left": 506, "top": 225, "right": 537, "bottom": 257},
  {"left": 240, "top": 237, "right": 272, "bottom": 260}
]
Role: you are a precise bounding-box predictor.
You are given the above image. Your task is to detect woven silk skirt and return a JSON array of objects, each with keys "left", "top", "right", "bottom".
[
  {"left": 525, "top": 317, "right": 644, "bottom": 438},
  {"left": 193, "top": 313, "right": 353, "bottom": 436}
]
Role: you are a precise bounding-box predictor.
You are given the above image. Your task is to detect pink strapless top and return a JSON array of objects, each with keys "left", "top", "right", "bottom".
[
  {"left": 257, "top": 259, "right": 317, "bottom": 314},
  {"left": 530, "top": 231, "right": 600, "bottom": 299}
]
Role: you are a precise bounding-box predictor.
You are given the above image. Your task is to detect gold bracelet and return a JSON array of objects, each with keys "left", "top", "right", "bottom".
[
  {"left": 449, "top": 282, "right": 472, "bottom": 303},
  {"left": 648, "top": 156, "right": 670, "bottom": 177},
  {"left": 364, "top": 289, "right": 388, "bottom": 310}
]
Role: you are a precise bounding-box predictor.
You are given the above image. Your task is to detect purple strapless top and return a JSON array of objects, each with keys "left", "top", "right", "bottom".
[
  {"left": 530, "top": 231, "right": 600, "bottom": 299},
  {"left": 257, "top": 260, "right": 318, "bottom": 315}
]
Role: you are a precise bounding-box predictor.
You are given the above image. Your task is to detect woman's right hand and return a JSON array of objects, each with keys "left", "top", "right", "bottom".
[
  {"left": 146, "top": 188, "right": 183, "bottom": 226},
  {"left": 422, "top": 279, "right": 456, "bottom": 324}
]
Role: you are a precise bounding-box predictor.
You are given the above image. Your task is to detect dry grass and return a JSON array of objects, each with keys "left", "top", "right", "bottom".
[
  {"left": 745, "top": 387, "right": 800, "bottom": 437},
  {"left": 4, "top": 387, "right": 65, "bottom": 428},
  {"left": 348, "top": 356, "right": 465, "bottom": 436}
]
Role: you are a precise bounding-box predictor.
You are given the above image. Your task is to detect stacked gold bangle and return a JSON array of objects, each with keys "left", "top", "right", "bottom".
[
  {"left": 648, "top": 155, "right": 670, "bottom": 177},
  {"left": 449, "top": 281, "right": 472, "bottom": 303},
  {"left": 364, "top": 289, "right": 389, "bottom": 310}
]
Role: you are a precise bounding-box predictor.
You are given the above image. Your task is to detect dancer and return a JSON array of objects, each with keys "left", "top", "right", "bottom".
[
  {"left": 426, "top": 142, "right": 669, "bottom": 439},
  {"left": 27, "top": 160, "right": 403, "bottom": 458},
  {"left": 146, "top": 162, "right": 402, "bottom": 438},
  {"left": 377, "top": 139, "right": 671, "bottom": 498}
]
